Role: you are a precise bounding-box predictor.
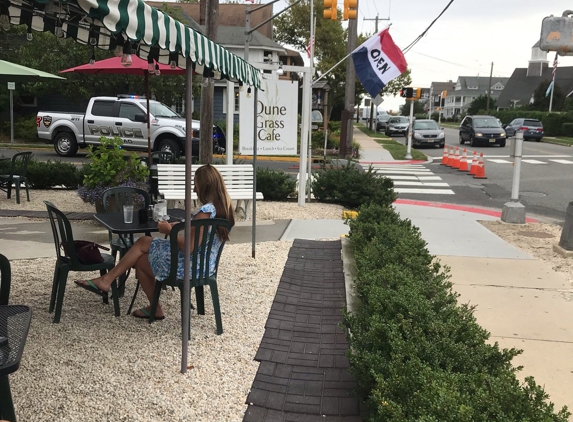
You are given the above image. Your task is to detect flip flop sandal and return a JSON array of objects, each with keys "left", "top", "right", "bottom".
[
  {"left": 132, "top": 307, "right": 165, "bottom": 321},
  {"left": 75, "top": 280, "right": 107, "bottom": 298}
]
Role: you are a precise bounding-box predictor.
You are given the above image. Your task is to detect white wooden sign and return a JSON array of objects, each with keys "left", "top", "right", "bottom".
[{"left": 239, "top": 79, "right": 298, "bottom": 155}]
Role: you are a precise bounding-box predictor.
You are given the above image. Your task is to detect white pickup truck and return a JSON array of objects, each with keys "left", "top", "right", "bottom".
[{"left": 36, "top": 95, "right": 226, "bottom": 157}]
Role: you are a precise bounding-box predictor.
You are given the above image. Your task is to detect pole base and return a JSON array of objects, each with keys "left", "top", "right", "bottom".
[
  {"left": 501, "top": 201, "right": 526, "bottom": 224},
  {"left": 553, "top": 243, "right": 573, "bottom": 257}
]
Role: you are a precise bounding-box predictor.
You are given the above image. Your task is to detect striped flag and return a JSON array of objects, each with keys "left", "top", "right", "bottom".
[
  {"left": 552, "top": 52, "right": 558, "bottom": 80},
  {"left": 306, "top": 35, "right": 315, "bottom": 58},
  {"left": 351, "top": 28, "right": 407, "bottom": 98}
]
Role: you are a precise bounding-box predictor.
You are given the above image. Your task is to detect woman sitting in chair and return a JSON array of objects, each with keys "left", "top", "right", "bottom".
[{"left": 75, "top": 164, "right": 235, "bottom": 320}]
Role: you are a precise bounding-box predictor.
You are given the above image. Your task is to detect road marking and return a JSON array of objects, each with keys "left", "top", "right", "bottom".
[
  {"left": 394, "top": 188, "right": 455, "bottom": 194},
  {"left": 393, "top": 181, "right": 450, "bottom": 187},
  {"left": 549, "top": 159, "right": 573, "bottom": 164},
  {"left": 482, "top": 154, "right": 572, "bottom": 158},
  {"left": 488, "top": 159, "right": 512, "bottom": 164},
  {"left": 522, "top": 159, "right": 547, "bottom": 164},
  {"left": 367, "top": 164, "right": 455, "bottom": 195},
  {"left": 387, "top": 175, "right": 442, "bottom": 180}
]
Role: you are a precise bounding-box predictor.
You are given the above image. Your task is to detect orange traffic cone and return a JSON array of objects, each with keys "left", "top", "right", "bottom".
[
  {"left": 446, "top": 146, "right": 455, "bottom": 167},
  {"left": 441, "top": 144, "right": 449, "bottom": 165},
  {"left": 468, "top": 151, "right": 478, "bottom": 175},
  {"left": 458, "top": 148, "right": 469, "bottom": 172},
  {"left": 473, "top": 153, "right": 487, "bottom": 179},
  {"left": 451, "top": 147, "right": 461, "bottom": 169}
]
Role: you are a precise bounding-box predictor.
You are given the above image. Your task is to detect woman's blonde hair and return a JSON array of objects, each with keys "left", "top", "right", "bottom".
[{"left": 194, "top": 164, "right": 234, "bottom": 241}]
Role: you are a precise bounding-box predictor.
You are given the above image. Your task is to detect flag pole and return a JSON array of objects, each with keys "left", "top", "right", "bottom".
[{"left": 549, "top": 52, "right": 557, "bottom": 113}]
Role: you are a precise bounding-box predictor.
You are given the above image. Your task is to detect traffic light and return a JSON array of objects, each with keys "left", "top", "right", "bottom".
[
  {"left": 323, "top": 0, "right": 338, "bottom": 20},
  {"left": 405, "top": 87, "right": 414, "bottom": 98},
  {"left": 414, "top": 87, "right": 422, "bottom": 100},
  {"left": 343, "top": 0, "right": 357, "bottom": 20},
  {"left": 399, "top": 88, "right": 407, "bottom": 98},
  {"left": 441, "top": 90, "right": 447, "bottom": 107}
]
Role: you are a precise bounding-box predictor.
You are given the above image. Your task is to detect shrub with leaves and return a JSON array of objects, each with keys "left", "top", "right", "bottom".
[
  {"left": 311, "top": 162, "right": 395, "bottom": 209},
  {"left": 27, "top": 160, "right": 80, "bottom": 189},
  {"left": 256, "top": 167, "right": 296, "bottom": 201},
  {"left": 78, "top": 136, "right": 149, "bottom": 205},
  {"left": 344, "top": 203, "right": 570, "bottom": 421}
]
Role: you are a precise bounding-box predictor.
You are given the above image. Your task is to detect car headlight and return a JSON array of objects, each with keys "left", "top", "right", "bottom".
[
  {"left": 175, "top": 125, "right": 186, "bottom": 133},
  {"left": 500, "top": 132, "right": 506, "bottom": 137},
  {"left": 414, "top": 133, "right": 423, "bottom": 139},
  {"left": 475, "top": 133, "right": 483, "bottom": 137},
  {"left": 437, "top": 132, "right": 445, "bottom": 139}
]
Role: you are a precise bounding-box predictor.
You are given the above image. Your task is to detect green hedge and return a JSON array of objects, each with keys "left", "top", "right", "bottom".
[
  {"left": 256, "top": 167, "right": 296, "bottom": 201},
  {"left": 478, "top": 110, "right": 573, "bottom": 136},
  {"left": 0, "top": 157, "right": 82, "bottom": 189},
  {"left": 311, "top": 162, "right": 395, "bottom": 209},
  {"left": 344, "top": 203, "right": 570, "bottom": 421},
  {"left": 562, "top": 123, "right": 573, "bottom": 137}
]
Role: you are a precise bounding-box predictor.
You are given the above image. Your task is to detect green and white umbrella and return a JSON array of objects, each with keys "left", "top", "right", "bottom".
[{"left": 3, "top": 0, "right": 261, "bottom": 88}]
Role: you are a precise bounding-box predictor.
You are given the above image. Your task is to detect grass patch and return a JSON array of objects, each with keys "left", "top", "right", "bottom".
[
  {"left": 545, "top": 137, "right": 573, "bottom": 146},
  {"left": 374, "top": 138, "right": 427, "bottom": 160},
  {"left": 439, "top": 122, "right": 458, "bottom": 129}
]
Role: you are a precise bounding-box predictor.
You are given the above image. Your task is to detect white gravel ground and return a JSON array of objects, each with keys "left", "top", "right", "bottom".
[{"left": 2, "top": 190, "right": 345, "bottom": 421}]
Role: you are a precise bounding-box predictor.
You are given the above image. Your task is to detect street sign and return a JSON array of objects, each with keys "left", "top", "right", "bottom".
[
  {"left": 311, "top": 110, "right": 323, "bottom": 122},
  {"left": 7, "top": 82, "right": 15, "bottom": 90},
  {"left": 373, "top": 94, "right": 383, "bottom": 106}
]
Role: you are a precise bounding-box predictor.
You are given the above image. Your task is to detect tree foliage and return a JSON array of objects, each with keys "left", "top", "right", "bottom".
[
  {"left": 399, "top": 100, "right": 426, "bottom": 116},
  {"left": 467, "top": 94, "right": 496, "bottom": 115},
  {"left": 523, "top": 80, "right": 565, "bottom": 112}
]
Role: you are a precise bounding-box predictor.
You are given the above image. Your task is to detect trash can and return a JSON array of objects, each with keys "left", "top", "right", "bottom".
[{"left": 559, "top": 201, "right": 573, "bottom": 250}]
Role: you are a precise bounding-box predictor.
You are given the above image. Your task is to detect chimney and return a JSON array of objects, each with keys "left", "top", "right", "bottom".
[{"left": 199, "top": 0, "right": 206, "bottom": 25}]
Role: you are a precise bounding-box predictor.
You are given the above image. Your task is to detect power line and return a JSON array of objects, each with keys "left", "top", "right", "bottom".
[
  {"left": 402, "top": 0, "right": 455, "bottom": 54},
  {"left": 410, "top": 51, "right": 511, "bottom": 76}
]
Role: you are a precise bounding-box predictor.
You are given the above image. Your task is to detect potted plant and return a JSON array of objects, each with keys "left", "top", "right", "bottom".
[{"left": 77, "top": 136, "right": 149, "bottom": 212}]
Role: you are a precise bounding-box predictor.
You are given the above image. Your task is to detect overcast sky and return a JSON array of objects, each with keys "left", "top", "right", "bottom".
[{"left": 267, "top": 0, "right": 573, "bottom": 114}]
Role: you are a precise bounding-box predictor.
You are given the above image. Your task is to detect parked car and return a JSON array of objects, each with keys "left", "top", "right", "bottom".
[
  {"left": 385, "top": 116, "right": 409, "bottom": 137},
  {"left": 503, "top": 118, "right": 544, "bottom": 142},
  {"left": 410, "top": 119, "right": 445, "bottom": 148},
  {"left": 376, "top": 113, "right": 392, "bottom": 132},
  {"left": 459, "top": 115, "right": 506, "bottom": 147},
  {"left": 37, "top": 95, "right": 226, "bottom": 157}
]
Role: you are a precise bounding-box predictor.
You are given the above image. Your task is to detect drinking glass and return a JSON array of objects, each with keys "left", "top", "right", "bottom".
[{"left": 123, "top": 205, "right": 134, "bottom": 223}]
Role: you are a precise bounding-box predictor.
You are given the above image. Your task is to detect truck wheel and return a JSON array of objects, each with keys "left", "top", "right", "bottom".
[
  {"left": 54, "top": 132, "right": 78, "bottom": 157},
  {"left": 158, "top": 138, "right": 181, "bottom": 157}
]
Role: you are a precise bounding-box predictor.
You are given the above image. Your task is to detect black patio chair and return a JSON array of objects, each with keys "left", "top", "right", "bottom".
[
  {"left": 44, "top": 201, "right": 118, "bottom": 323},
  {"left": 0, "top": 253, "right": 10, "bottom": 306},
  {"left": 149, "top": 151, "right": 175, "bottom": 200},
  {"left": 127, "top": 219, "right": 231, "bottom": 335},
  {"left": 0, "top": 151, "right": 33, "bottom": 205}
]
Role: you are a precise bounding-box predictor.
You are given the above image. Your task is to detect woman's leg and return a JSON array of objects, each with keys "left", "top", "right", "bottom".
[
  {"left": 77, "top": 236, "right": 153, "bottom": 292},
  {"left": 132, "top": 254, "right": 164, "bottom": 318}
]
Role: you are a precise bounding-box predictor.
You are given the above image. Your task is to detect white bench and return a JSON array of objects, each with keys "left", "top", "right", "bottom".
[{"left": 157, "top": 164, "right": 264, "bottom": 219}]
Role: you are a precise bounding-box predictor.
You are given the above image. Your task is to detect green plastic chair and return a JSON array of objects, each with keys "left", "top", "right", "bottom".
[
  {"left": 0, "top": 253, "right": 10, "bottom": 306},
  {"left": 0, "top": 151, "right": 33, "bottom": 205},
  {"left": 44, "top": 201, "right": 118, "bottom": 323},
  {"left": 129, "top": 219, "right": 231, "bottom": 335}
]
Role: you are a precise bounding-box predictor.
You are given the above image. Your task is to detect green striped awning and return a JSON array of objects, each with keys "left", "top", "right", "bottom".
[{"left": 4, "top": 0, "right": 261, "bottom": 88}]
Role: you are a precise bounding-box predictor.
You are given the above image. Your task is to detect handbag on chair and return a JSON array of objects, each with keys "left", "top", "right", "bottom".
[{"left": 60, "top": 241, "right": 110, "bottom": 265}]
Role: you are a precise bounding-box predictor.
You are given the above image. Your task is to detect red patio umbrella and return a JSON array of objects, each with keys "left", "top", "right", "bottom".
[{"left": 60, "top": 56, "right": 186, "bottom": 163}]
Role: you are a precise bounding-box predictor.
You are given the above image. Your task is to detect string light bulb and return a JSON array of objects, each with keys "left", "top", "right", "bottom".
[
  {"left": 89, "top": 52, "right": 96, "bottom": 65},
  {"left": 114, "top": 35, "right": 124, "bottom": 57},
  {"left": 246, "top": 87, "right": 252, "bottom": 98},
  {"left": 54, "top": 20, "right": 64, "bottom": 38},
  {"left": 201, "top": 77, "right": 209, "bottom": 88},
  {"left": 147, "top": 56, "right": 155, "bottom": 74},
  {"left": 89, "top": 35, "right": 97, "bottom": 46},
  {"left": 154, "top": 64, "right": 161, "bottom": 76},
  {"left": 238, "top": 81, "right": 244, "bottom": 92},
  {"left": 170, "top": 60, "right": 176, "bottom": 69},
  {"left": 26, "top": 25, "right": 33, "bottom": 41},
  {"left": 121, "top": 41, "right": 132, "bottom": 67}
]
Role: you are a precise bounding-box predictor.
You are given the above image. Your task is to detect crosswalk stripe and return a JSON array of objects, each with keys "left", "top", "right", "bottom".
[
  {"left": 386, "top": 175, "right": 442, "bottom": 180},
  {"left": 394, "top": 188, "right": 455, "bottom": 194},
  {"left": 393, "top": 181, "right": 449, "bottom": 187},
  {"left": 488, "top": 159, "right": 512, "bottom": 164},
  {"left": 374, "top": 170, "right": 432, "bottom": 175},
  {"left": 522, "top": 159, "right": 547, "bottom": 164},
  {"left": 549, "top": 159, "right": 573, "bottom": 164}
]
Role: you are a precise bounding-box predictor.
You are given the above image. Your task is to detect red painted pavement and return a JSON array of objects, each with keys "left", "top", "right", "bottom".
[
  {"left": 360, "top": 160, "right": 427, "bottom": 165},
  {"left": 394, "top": 199, "right": 539, "bottom": 223}
]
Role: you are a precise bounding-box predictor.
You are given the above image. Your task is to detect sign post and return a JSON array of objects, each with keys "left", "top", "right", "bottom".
[
  {"left": 8, "top": 82, "right": 15, "bottom": 145},
  {"left": 405, "top": 99, "right": 414, "bottom": 160}
]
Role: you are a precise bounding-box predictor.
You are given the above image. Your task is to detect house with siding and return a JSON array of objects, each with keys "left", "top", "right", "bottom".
[
  {"left": 496, "top": 41, "right": 573, "bottom": 109},
  {"left": 442, "top": 76, "right": 508, "bottom": 118},
  {"left": 427, "top": 81, "right": 456, "bottom": 116}
]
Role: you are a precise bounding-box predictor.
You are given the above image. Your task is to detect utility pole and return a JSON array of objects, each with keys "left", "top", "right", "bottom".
[
  {"left": 341, "top": 1, "right": 359, "bottom": 158},
  {"left": 200, "top": 0, "right": 219, "bottom": 164},
  {"left": 244, "top": 3, "right": 250, "bottom": 62},
  {"left": 363, "top": 14, "right": 389, "bottom": 131},
  {"left": 486, "top": 61, "right": 493, "bottom": 113}
]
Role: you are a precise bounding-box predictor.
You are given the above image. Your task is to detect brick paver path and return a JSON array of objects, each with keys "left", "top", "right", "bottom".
[{"left": 243, "top": 239, "right": 361, "bottom": 421}]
